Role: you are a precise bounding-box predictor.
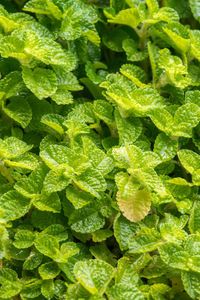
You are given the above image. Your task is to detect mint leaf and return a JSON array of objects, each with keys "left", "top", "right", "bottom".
[
  {"left": 69, "top": 206, "right": 105, "bottom": 234},
  {"left": 22, "top": 67, "right": 57, "bottom": 100},
  {"left": 0, "top": 190, "right": 30, "bottom": 221},
  {"left": 74, "top": 259, "right": 115, "bottom": 295},
  {"left": 106, "top": 283, "right": 145, "bottom": 300},
  {"left": 116, "top": 172, "right": 151, "bottom": 222}
]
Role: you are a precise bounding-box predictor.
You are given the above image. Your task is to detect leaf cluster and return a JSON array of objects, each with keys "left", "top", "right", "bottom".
[{"left": 0, "top": 0, "right": 200, "bottom": 299}]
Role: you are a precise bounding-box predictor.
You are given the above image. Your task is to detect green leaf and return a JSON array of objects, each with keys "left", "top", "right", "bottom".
[
  {"left": 14, "top": 230, "right": 35, "bottom": 249},
  {"left": 0, "top": 71, "right": 25, "bottom": 101},
  {"left": 123, "top": 39, "right": 148, "bottom": 62},
  {"left": 32, "top": 193, "right": 61, "bottom": 213},
  {"left": 0, "top": 268, "right": 22, "bottom": 298},
  {"left": 69, "top": 206, "right": 105, "bottom": 234},
  {"left": 129, "top": 228, "right": 162, "bottom": 253},
  {"left": 66, "top": 186, "right": 92, "bottom": 209},
  {"left": 40, "top": 146, "right": 69, "bottom": 169},
  {"left": 92, "top": 229, "right": 113, "bottom": 243},
  {"left": 41, "top": 279, "right": 54, "bottom": 299},
  {"left": 42, "top": 224, "right": 68, "bottom": 242},
  {"left": 114, "top": 214, "right": 138, "bottom": 251},
  {"left": 0, "top": 5, "right": 25, "bottom": 33},
  {"left": 159, "top": 243, "right": 189, "bottom": 270},
  {"left": 189, "top": 0, "right": 200, "bottom": 22},
  {"left": 173, "top": 103, "right": 200, "bottom": 137},
  {"left": 190, "top": 30, "right": 200, "bottom": 61},
  {"left": 74, "top": 259, "right": 115, "bottom": 295},
  {"left": 115, "top": 110, "right": 142, "bottom": 145},
  {"left": 20, "top": 279, "right": 42, "bottom": 298},
  {"left": 120, "top": 64, "right": 147, "bottom": 88},
  {"left": 82, "top": 136, "right": 114, "bottom": 176},
  {"left": 182, "top": 271, "right": 200, "bottom": 299},
  {"left": 58, "top": 242, "right": 80, "bottom": 263},
  {"left": 23, "top": 27, "right": 77, "bottom": 68},
  {"left": 5, "top": 153, "right": 39, "bottom": 171},
  {"left": 189, "top": 201, "right": 200, "bottom": 233},
  {"left": 154, "top": 133, "right": 178, "bottom": 161},
  {"left": 112, "top": 144, "right": 143, "bottom": 169},
  {"left": 146, "top": 0, "right": 159, "bottom": 16},
  {"left": 93, "top": 100, "right": 114, "bottom": 126},
  {"left": 151, "top": 7, "right": 179, "bottom": 23},
  {"left": 23, "top": 249, "right": 43, "bottom": 270},
  {"left": 22, "top": 67, "right": 57, "bottom": 100},
  {"left": 51, "top": 87, "right": 73, "bottom": 105},
  {"left": 115, "top": 256, "right": 140, "bottom": 285},
  {"left": 53, "top": 67, "right": 82, "bottom": 91},
  {"left": 0, "top": 137, "right": 32, "bottom": 159},
  {"left": 39, "top": 261, "right": 60, "bottom": 279},
  {"left": 41, "top": 113, "right": 65, "bottom": 135},
  {"left": 0, "top": 34, "right": 29, "bottom": 64},
  {"left": 23, "top": 0, "right": 62, "bottom": 20},
  {"left": 158, "top": 48, "right": 190, "bottom": 88},
  {"left": 34, "top": 234, "right": 60, "bottom": 259},
  {"left": 2, "top": 96, "right": 32, "bottom": 128},
  {"left": 116, "top": 172, "right": 151, "bottom": 222},
  {"left": 43, "top": 169, "right": 71, "bottom": 193},
  {"left": 14, "top": 164, "right": 48, "bottom": 197},
  {"left": 178, "top": 149, "right": 200, "bottom": 174},
  {"left": 66, "top": 283, "right": 91, "bottom": 300},
  {"left": 0, "top": 190, "right": 30, "bottom": 221},
  {"left": 105, "top": 8, "right": 140, "bottom": 29},
  {"left": 64, "top": 118, "right": 90, "bottom": 139},
  {"left": 60, "top": 0, "right": 98, "bottom": 41},
  {"left": 104, "top": 75, "right": 164, "bottom": 116},
  {"left": 74, "top": 168, "right": 107, "bottom": 197},
  {"left": 162, "top": 23, "right": 190, "bottom": 53},
  {"left": 107, "top": 283, "right": 145, "bottom": 300}
]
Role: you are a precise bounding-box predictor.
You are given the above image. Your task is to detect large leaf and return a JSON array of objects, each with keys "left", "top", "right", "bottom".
[
  {"left": 0, "top": 190, "right": 31, "bottom": 221},
  {"left": 114, "top": 214, "right": 138, "bottom": 251},
  {"left": 116, "top": 172, "right": 151, "bottom": 222},
  {"left": 22, "top": 67, "right": 57, "bottom": 100},
  {"left": 182, "top": 271, "right": 200, "bottom": 299},
  {"left": 23, "top": 0, "right": 62, "bottom": 19},
  {"left": 74, "top": 259, "right": 115, "bottom": 295},
  {"left": 2, "top": 96, "right": 32, "bottom": 128},
  {"left": 189, "top": 0, "right": 200, "bottom": 22},
  {"left": 107, "top": 283, "right": 145, "bottom": 300},
  {"left": 69, "top": 206, "right": 105, "bottom": 234},
  {"left": 0, "top": 137, "right": 32, "bottom": 159},
  {"left": 0, "top": 268, "right": 22, "bottom": 298}
]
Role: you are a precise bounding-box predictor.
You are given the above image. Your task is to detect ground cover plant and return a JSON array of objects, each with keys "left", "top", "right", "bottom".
[{"left": 1, "top": 0, "right": 200, "bottom": 299}]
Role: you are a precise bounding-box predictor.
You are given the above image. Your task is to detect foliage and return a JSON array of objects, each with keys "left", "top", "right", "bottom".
[{"left": 0, "top": 0, "right": 200, "bottom": 299}]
